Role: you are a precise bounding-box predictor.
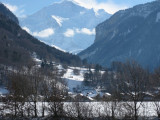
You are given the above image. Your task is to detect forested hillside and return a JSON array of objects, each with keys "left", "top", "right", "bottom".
[{"left": 0, "top": 3, "right": 82, "bottom": 67}]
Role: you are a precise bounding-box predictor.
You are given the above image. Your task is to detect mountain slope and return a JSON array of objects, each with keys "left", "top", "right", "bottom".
[
  {"left": 79, "top": 0, "right": 160, "bottom": 70},
  {"left": 0, "top": 3, "right": 82, "bottom": 67},
  {"left": 20, "top": 0, "right": 110, "bottom": 53},
  {"left": 0, "top": 3, "right": 19, "bottom": 24}
]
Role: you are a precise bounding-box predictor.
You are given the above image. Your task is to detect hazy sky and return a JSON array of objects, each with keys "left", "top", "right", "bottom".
[{"left": 0, "top": 0, "right": 155, "bottom": 17}]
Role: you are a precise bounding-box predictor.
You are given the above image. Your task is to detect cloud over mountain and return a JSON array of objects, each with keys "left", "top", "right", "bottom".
[{"left": 20, "top": 0, "right": 111, "bottom": 53}]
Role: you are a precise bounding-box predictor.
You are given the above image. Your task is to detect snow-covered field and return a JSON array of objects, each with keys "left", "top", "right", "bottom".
[
  {"left": 63, "top": 67, "right": 86, "bottom": 92},
  {"left": 62, "top": 66, "right": 106, "bottom": 99}
]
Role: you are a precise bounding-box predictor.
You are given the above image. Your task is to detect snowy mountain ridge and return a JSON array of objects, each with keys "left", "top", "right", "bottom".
[
  {"left": 51, "top": 15, "right": 69, "bottom": 27},
  {"left": 20, "top": 0, "right": 111, "bottom": 53}
]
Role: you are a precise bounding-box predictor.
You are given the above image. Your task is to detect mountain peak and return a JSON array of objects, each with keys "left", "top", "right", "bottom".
[
  {"left": 61, "top": 0, "right": 77, "bottom": 4},
  {"left": 54, "top": 0, "right": 79, "bottom": 6},
  {"left": 20, "top": 0, "right": 110, "bottom": 52}
]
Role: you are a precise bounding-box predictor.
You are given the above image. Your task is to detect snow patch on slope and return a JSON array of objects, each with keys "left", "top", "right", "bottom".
[
  {"left": 63, "top": 68, "right": 85, "bottom": 82},
  {"left": 51, "top": 15, "right": 69, "bottom": 27},
  {"left": 63, "top": 67, "right": 87, "bottom": 92},
  {"left": 52, "top": 44, "right": 66, "bottom": 52},
  {"left": 22, "top": 26, "right": 31, "bottom": 33}
]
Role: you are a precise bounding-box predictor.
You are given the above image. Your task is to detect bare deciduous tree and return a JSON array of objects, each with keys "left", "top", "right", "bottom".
[
  {"left": 113, "top": 61, "right": 149, "bottom": 120},
  {"left": 47, "top": 68, "right": 68, "bottom": 118}
]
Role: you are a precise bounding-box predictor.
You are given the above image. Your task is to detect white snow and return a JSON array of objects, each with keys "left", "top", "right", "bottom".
[
  {"left": 33, "top": 58, "right": 41, "bottom": 63},
  {"left": 56, "top": 64, "right": 63, "bottom": 70},
  {"left": 20, "top": 1, "right": 110, "bottom": 53},
  {"left": 22, "top": 26, "right": 31, "bottom": 33},
  {"left": 32, "top": 52, "right": 42, "bottom": 65},
  {"left": 51, "top": 15, "right": 69, "bottom": 27},
  {"left": 52, "top": 44, "right": 66, "bottom": 52},
  {"left": 63, "top": 67, "right": 84, "bottom": 92},
  {"left": 62, "top": 67, "right": 92, "bottom": 92},
  {"left": 63, "top": 68, "right": 84, "bottom": 81},
  {"left": 104, "top": 93, "right": 111, "bottom": 96},
  {"left": 62, "top": 66, "right": 104, "bottom": 98}
]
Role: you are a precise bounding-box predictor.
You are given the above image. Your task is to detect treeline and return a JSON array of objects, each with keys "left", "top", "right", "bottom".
[
  {"left": 0, "top": 65, "right": 68, "bottom": 119},
  {"left": 1, "top": 61, "right": 160, "bottom": 119},
  {"left": 82, "top": 60, "right": 160, "bottom": 119}
]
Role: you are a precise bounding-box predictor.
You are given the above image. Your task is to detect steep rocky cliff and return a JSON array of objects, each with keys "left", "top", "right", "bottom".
[{"left": 79, "top": 0, "right": 160, "bottom": 70}]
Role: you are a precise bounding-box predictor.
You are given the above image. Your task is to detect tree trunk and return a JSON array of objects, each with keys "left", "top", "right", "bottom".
[
  {"left": 27, "top": 108, "right": 30, "bottom": 117},
  {"left": 34, "top": 101, "right": 37, "bottom": 117},
  {"left": 134, "top": 102, "right": 137, "bottom": 120},
  {"left": 111, "top": 103, "right": 115, "bottom": 120},
  {"left": 42, "top": 102, "right": 45, "bottom": 117},
  {"left": 14, "top": 101, "right": 17, "bottom": 117}
]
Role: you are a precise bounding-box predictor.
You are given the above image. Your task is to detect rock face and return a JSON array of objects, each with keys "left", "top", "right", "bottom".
[
  {"left": 79, "top": 0, "right": 160, "bottom": 70},
  {"left": 20, "top": 0, "right": 110, "bottom": 53},
  {"left": 0, "top": 3, "right": 19, "bottom": 24}
]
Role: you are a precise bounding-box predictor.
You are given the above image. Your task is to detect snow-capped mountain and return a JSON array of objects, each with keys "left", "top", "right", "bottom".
[
  {"left": 79, "top": 0, "right": 160, "bottom": 70},
  {"left": 20, "top": 0, "right": 110, "bottom": 53}
]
